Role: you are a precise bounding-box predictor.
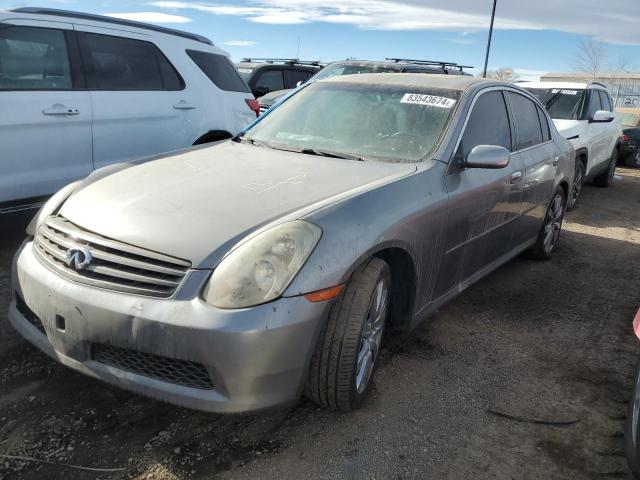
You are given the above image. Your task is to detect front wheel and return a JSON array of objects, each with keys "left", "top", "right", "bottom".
[
  {"left": 305, "top": 258, "right": 391, "bottom": 412},
  {"left": 526, "top": 186, "right": 566, "bottom": 260},
  {"left": 593, "top": 150, "right": 617, "bottom": 187},
  {"left": 567, "top": 160, "right": 585, "bottom": 210}
]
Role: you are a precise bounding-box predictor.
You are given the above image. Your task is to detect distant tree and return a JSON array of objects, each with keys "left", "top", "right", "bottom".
[
  {"left": 573, "top": 39, "right": 606, "bottom": 80},
  {"left": 486, "top": 67, "right": 519, "bottom": 82}
]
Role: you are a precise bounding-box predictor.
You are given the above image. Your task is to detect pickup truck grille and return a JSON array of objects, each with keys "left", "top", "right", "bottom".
[{"left": 33, "top": 216, "right": 191, "bottom": 298}]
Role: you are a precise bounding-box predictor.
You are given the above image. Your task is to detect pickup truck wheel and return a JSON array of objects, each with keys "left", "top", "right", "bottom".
[
  {"left": 526, "top": 186, "right": 566, "bottom": 261},
  {"left": 593, "top": 150, "right": 617, "bottom": 187},
  {"left": 305, "top": 258, "right": 390, "bottom": 412},
  {"left": 567, "top": 160, "right": 585, "bottom": 210}
]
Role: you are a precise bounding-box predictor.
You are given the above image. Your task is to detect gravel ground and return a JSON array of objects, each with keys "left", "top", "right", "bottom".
[{"left": 1, "top": 168, "right": 639, "bottom": 480}]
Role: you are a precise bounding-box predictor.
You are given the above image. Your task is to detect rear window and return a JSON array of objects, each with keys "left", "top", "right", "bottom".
[{"left": 187, "top": 50, "right": 249, "bottom": 93}]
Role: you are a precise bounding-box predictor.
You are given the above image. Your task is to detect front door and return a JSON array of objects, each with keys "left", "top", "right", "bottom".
[
  {"left": 74, "top": 26, "right": 197, "bottom": 170},
  {"left": 435, "top": 89, "right": 524, "bottom": 298},
  {"left": 0, "top": 21, "right": 92, "bottom": 207}
]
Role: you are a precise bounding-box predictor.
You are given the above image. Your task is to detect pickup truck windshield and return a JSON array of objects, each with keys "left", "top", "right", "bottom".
[
  {"left": 525, "top": 88, "right": 587, "bottom": 120},
  {"left": 243, "top": 81, "right": 460, "bottom": 163}
]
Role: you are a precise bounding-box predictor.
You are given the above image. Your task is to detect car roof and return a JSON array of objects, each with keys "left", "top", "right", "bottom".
[
  {"left": 318, "top": 73, "right": 491, "bottom": 92},
  {"left": 6, "top": 7, "right": 213, "bottom": 45},
  {"left": 519, "top": 81, "right": 607, "bottom": 90},
  {"left": 325, "top": 59, "right": 469, "bottom": 74}
]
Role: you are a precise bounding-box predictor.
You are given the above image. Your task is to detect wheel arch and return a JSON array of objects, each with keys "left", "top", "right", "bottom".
[
  {"left": 575, "top": 147, "right": 588, "bottom": 167},
  {"left": 193, "top": 130, "right": 233, "bottom": 145}
]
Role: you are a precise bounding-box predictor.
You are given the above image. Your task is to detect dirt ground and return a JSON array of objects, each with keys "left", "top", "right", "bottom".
[{"left": 1, "top": 168, "right": 639, "bottom": 480}]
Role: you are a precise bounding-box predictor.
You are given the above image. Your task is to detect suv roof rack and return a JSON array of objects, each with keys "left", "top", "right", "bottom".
[
  {"left": 241, "top": 58, "right": 321, "bottom": 66},
  {"left": 385, "top": 58, "right": 473, "bottom": 72},
  {"left": 10, "top": 7, "right": 213, "bottom": 45}
]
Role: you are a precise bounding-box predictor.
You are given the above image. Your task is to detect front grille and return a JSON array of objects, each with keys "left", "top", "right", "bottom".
[
  {"left": 92, "top": 344, "right": 213, "bottom": 390},
  {"left": 15, "top": 293, "right": 46, "bottom": 335},
  {"left": 33, "top": 216, "right": 191, "bottom": 298}
]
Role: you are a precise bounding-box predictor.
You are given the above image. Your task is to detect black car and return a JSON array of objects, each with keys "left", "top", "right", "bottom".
[
  {"left": 617, "top": 108, "right": 640, "bottom": 167},
  {"left": 235, "top": 58, "right": 322, "bottom": 98},
  {"left": 257, "top": 58, "right": 473, "bottom": 114}
]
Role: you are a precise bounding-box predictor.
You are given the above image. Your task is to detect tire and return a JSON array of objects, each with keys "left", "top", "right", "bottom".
[
  {"left": 626, "top": 359, "right": 640, "bottom": 479},
  {"left": 624, "top": 145, "right": 640, "bottom": 168},
  {"left": 567, "top": 159, "right": 585, "bottom": 210},
  {"left": 526, "top": 186, "right": 566, "bottom": 261},
  {"left": 305, "top": 258, "right": 391, "bottom": 412},
  {"left": 593, "top": 149, "right": 618, "bottom": 187}
]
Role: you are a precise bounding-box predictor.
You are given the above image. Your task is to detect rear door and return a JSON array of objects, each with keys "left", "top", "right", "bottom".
[
  {"left": 75, "top": 27, "right": 197, "bottom": 170},
  {"left": 0, "top": 20, "right": 92, "bottom": 207},
  {"left": 436, "top": 89, "right": 524, "bottom": 297},
  {"left": 506, "top": 91, "right": 558, "bottom": 246}
]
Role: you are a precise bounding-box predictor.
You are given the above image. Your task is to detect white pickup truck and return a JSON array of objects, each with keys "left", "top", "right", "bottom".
[{"left": 522, "top": 81, "right": 622, "bottom": 208}]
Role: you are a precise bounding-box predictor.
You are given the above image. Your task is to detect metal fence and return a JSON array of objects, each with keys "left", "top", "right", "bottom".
[{"left": 603, "top": 82, "right": 640, "bottom": 109}]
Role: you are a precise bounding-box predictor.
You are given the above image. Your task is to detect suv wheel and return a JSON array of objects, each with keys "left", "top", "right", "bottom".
[
  {"left": 593, "top": 150, "right": 617, "bottom": 187},
  {"left": 305, "top": 258, "right": 390, "bottom": 412},
  {"left": 567, "top": 160, "right": 585, "bottom": 210}
]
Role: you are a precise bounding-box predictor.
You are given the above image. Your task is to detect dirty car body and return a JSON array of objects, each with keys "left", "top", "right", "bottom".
[{"left": 9, "top": 74, "right": 574, "bottom": 413}]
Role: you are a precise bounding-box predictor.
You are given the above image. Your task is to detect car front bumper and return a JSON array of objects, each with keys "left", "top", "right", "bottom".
[{"left": 9, "top": 241, "right": 329, "bottom": 413}]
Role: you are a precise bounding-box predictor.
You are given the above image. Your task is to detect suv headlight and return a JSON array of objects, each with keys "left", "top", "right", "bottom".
[{"left": 203, "top": 220, "right": 322, "bottom": 309}]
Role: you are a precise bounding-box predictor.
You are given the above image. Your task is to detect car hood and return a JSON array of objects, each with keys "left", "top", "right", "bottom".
[
  {"left": 60, "top": 142, "right": 416, "bottom": 267},
  {"left": 552, "top": 119, "right": 582, "bottom": 139},
  {"left": 258, "top": 89, "right": 292, "bottom": 106}
]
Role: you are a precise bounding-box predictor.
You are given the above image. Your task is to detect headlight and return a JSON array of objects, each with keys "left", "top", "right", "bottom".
[{"left": 203, "top": 220, "right": 322, "bottom": 309}]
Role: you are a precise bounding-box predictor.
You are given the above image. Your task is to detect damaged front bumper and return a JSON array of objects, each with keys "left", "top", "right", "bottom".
[{"left": 8, "top": 241, "right": 329, "bottom": 413}]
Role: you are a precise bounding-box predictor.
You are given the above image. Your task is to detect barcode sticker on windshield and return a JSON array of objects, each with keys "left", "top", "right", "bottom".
[
  {"left": 551, "top": 89, "right": 578, "bottom": 95},
  {"left": 401, "top": 93, "right": 457, "bottom": 108}
]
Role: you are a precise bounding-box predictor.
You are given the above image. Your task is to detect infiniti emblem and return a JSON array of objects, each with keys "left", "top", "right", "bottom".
[{"left": 65, "top": 246, "right": 93, "bottom": 270}]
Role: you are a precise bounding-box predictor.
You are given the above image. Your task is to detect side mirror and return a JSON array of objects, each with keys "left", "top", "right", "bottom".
[
  {"left": 464, "top": 145, "right": 510, "bottom": 169},
  {"left": 590, "top": 110, "right": 615, "bottom": 123}
]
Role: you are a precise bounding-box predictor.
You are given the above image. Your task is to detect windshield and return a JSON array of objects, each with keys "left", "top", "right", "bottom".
[
  {"left": 311, "top": 63, "right": 397, "bottom": 82},
  {"left": 618, "top": 112, "right": 640, "bottom": 127},
  {"left": 525, "top": 88, "right": 587, "bottom": 120},
  {"left": 236, "top": 68, "right": 253, "bottom": 83},
  {"left": 242, "top": 82, "right": 460, "bottom": 163}
]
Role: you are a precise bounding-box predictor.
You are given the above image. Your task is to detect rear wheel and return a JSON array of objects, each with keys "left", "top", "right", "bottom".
[
  {"left": 593, "top": 150, "right": 617, "bottom": 187},
  {"left": 305, "top": 258, "right": 390, "bottom": 412},
  {"left": 567, "top": 160, "right": 585, "bottom": 210},
  {"left": 624, "top": 146, "right": 640, "bottom": 168},
  {"left": 526, "top": 186, "right": 566, "bottom": 260}
]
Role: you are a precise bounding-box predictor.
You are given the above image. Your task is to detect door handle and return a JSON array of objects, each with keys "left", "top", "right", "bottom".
[
  {"left": 173, "top": 101, "right": 196, "bottom": 110},
  {"left": 43, "top": 104, "right": 80, "bottom": 115},
  {"left": 510, "top": 171, "right": 523, "bottom": 184}
]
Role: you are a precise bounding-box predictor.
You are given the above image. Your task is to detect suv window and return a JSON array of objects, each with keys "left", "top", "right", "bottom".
[
  {"left": 507, "top": 92, "right": 543, "bottom": 150},
  {"left": 187, "top": 50, "right": 249, "bottom": 92},
  {"left": 587, "top": 89, "right": 602, "bottom": 117},
  {"left": 288, "top": 69, "right": 311, "bottom": 87},
  {"left": 598, "top": 90, "right": 612, "bottom": 111},
  {"left": 0, "top": 26, "right": 72, "bottom": 90},
  {"left": 78, "top": 32, "right": 182, "bottom": 91},
  {"left": 457, "top": 90, "right": 512, "bottom": 160},
  {"left": 537, "top": 105, "right": 551, "bottom": 142},
  {"left": 255, "top": 70, "right": 284, "bottom": 92}
]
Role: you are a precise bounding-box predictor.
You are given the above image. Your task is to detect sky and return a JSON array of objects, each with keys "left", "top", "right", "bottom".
[{"left": 2, "top": 0, "right": 640, "bottom": 80}]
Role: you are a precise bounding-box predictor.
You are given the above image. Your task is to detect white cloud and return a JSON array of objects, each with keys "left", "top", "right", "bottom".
[
  {"left": 149, "top": 0, "right": 640, "bottom": 45},
  {"left": 223, "top": 40, "right": 258, "bottom": 46},
  {"left": 105, "top": 11, "right": 192, "bottom": 23}
]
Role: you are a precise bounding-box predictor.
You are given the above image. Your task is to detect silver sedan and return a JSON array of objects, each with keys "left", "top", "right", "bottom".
[{"left": 9, "top": 74, "right": 574, "bottom": 412}]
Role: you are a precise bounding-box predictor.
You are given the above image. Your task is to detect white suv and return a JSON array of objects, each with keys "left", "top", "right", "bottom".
[
  {"left": 522, "top": 81, "right": 622, "bottom": 208},
  {"left": 0, "top": 8, "right": 258, "bottom": 214}
]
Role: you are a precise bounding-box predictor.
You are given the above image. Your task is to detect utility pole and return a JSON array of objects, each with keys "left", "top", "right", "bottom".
[{"left": 482, "top": 0, "right": 498, "bottom": 78}]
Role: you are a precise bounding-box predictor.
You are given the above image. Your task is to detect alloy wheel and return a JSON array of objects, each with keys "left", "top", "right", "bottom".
[
  {"left": 570, "top": 163, "right": 584, "bottom": 208},
  {"left": 355, "top": 278, "right": 388, "bottom": 394},
  {"left": 543, "top": 193, "right": 565, "bottom": 255}
]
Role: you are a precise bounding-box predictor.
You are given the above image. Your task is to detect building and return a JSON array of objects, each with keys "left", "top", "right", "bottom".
[{"left": 540, "top": 72, "right": 640, "bottom": 109}]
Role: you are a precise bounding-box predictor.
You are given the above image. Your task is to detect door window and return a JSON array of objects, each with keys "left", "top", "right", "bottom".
[
  {"left": 456, "top": 90, "right": 512, "bottom": 160},
  {"left": 288, "top": 69, "right": 310, "bottom": 87},
  {"left": 598, "top": 90, "right": 612, "bottom": 111},
  {"left": 587, "top": 89, "right": 602, "bottom": 117},
  {"left": 0, "top": 26, "right": 72, "bottom": 90},
  {"left": 255, "top": 69, "right": 284, "bottom": 92},
  {"left": 537, "top": 105, "right": 551, "bottom": 142},
  {"left": 78, "top": 32, "right": 183, "bottom": 90},
  {"left": 507, "top": 92, "right": 544, "bottom": 150},
  {"left": 187, "top": 50, "right": 249, "bottom": 92}
]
